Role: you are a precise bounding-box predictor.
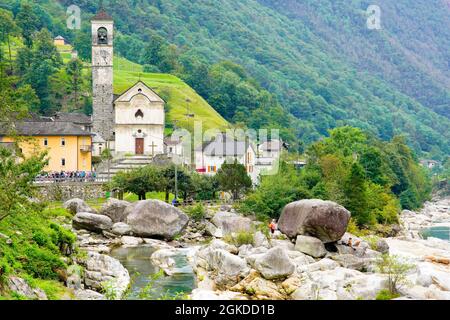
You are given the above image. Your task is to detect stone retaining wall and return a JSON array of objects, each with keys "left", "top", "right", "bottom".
[{"left": 34, "top": 182, "right": 106, "bottom": 202}]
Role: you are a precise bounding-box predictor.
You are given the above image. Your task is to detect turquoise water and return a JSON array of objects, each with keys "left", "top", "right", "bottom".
[
  {"left": 110, "top": 246, "right": 196, "bottom": 300},
  {"left": 421, "top": 226, "right": 450, "bottom": 242}
]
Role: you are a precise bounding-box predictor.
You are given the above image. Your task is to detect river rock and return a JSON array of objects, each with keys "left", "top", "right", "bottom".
[
  {"left": 270, "top": 239, "right": 295, "bottom": 251},
  {"left": 254, "top": 231, "right": 270, "bottom": 248},
  {"left": 376, "top": 239, "right": 390, "bottom": 254},
  {"left": 195, "top": 247, "right": 249, "bottom": 287},
  {"left": 204, "top": 221, "right": 223, "bottom": 238},
  {"left": 231, "top": 271, "right": 285, "bottom": 300},
  {"left": 291, "top": 278, "right": 320, "bottom": 300},
  {"left": 111, "top": 222, "right": 132, "bottom": 236},
  {"left": 211, "top": 211, "right": 252, "bottom": 234},
  {"left": 73, "top": 212, "right": 113, "bottom": 233},
  {"left": 295, "top": 235, "right": 327, "bottom": 258},
  {"left": 330, "top": 254, "right": 367, "bottom": 271},
  {"left": 151, "top": 249, "right": 177, "bottom": 275},
  {"left": 336, "top": 274, "right": 388, "bottom": 300},
  {"left": 254, "top": 247, "right": 295, "bottom": 280},
  {"left": 64, "top": 198, "right": 96, "bottom": 215},
  {"left": 120, "top": 236, "right": 143, "bottom": 246},
  {"left": 297, "top": 258, "right": 339, "bottom": 273},
  {"left": 74, "top": 289, "right": 106, "bottom": 300},
  {"left": 278, "top": 199, "right": 350, "bottom": 243},
  {"left": 126, "top": 200, "right": 189, "bottom": 240},
  {"left": 99, "top": 198, "right": 131, "bottom": 223},
  {"left": 84, "top": 252, "right": 130, "bottom": 299},
  {"left": 7, "top": 276, "right": 48, "bottom": 300}
]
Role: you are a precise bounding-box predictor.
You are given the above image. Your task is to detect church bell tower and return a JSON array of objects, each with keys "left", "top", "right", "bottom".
[{"left": 91, "top": 8, "right": 114, "bottom": 143}]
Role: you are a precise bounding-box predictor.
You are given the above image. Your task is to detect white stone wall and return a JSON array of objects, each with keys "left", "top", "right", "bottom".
[
  {"left": 115, "top": 96, "right": 164, "bottom": 125},
  {"left": 115, "top": 125, "right": 164, "bottom": 156}
]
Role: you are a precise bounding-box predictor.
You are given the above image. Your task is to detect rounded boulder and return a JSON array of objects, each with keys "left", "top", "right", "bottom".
[
  {"left": 278, "top": 199, "right": 351, "bottom": 243},
  {"left": 126, "top": 200, "right": 189, "bottom": 240}
]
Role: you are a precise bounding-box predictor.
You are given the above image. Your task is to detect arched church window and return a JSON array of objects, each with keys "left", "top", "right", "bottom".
[
  {"left": 135, "top": 109, "right": 144, "bottom": 118},
  {"left": 97, "top": 27, "right": 108, "bottom": 45}
]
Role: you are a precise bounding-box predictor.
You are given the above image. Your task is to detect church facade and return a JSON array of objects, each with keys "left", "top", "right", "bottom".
[
  {"left": 91, "top": 10, "right": 165, "bottom": 157},
  {"left": 114, "top": 82, "right": 165, "bottom": 156}
]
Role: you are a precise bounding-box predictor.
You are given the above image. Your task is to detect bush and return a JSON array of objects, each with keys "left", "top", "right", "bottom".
[
  {"left": 49, "top": 223, "right": 76, "bottom": 253},
  {"left": 224, "top": 231, "right": 254, "bottom": 246},
  {"left": 376, "top": 289, "right": 400, "bottom": 300},
  {"left": 23, "top": 246, "right": 66, "bottom": 280},
  {"left": 376, "top": 254, "right": 413, "bottom": 295},
  {"left": 185, "top": 203, "right": 206, "bottom": 221}
]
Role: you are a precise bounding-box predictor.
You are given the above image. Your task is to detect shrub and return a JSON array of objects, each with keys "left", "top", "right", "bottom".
[
  {"left": 23, "top": 246, "right": 66, "bottom": 280},
  {"left": 49, "top": 223, "right": 76, "bottom": 254},
  {"left": 185, "top": 203, "right": 206, "bottom": 221},
  {"left": 376, "top": 254, "right": 413, "bottom": 295},
  {"left": 376, "top": 289, "right": 401, "bottom": 300},
  {"left": 224, "top": 231, "right": 254, "bottom": 246}
]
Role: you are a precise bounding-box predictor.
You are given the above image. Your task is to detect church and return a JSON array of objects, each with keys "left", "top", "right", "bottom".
[{"left": 91, "top": 9, "right": 165, "bottom": 157}]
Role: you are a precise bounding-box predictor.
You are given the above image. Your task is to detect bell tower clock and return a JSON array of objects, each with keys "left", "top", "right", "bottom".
[{"left": 91, "top": 9, "right": 114, "bottom": 143}]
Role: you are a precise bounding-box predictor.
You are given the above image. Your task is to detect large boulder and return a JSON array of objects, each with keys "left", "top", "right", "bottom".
[
  {"left": 84, "top": 252, "right": 130, "bottom": 299},
  {"left": 254, "top": 247, "right": 295, "bottom": 280},
  {"left": 99, "top": 198, "right": 131, "bottom": 223},
  {"left": 64, "top": 198, "right": 96, "bottom": 215},
  {"left": 211, "top": 211, "right": 252, "bottom": 234},
  {"left": 295, "top": 235, "right": 327, "bottom": 258},
  {"left": 196, "top": 248, "right": 250, "bottom": 287},
  {"left": 126, "top": 200, "right": 189, "bottom": 240},
  {"left": 278, "top": 199, "right": 351, "bottom": 243},
  {"left": 73, "top": 212, "right": 113, "bottom": 233}
]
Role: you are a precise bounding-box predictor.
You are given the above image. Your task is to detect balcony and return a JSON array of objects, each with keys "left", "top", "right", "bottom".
[{"left": 80, "top": 145, "right": 92, "bottom": 153}]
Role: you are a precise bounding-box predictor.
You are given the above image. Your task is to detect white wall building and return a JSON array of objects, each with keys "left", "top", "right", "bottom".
[
  {"left": 195, "top": 134, "right": 258, "bottom": 183},
  {"left": 114, "top": 81, "right": 165, "bottom": 157}
]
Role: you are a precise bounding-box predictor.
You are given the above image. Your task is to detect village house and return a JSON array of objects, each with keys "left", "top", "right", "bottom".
[
  {"left": 194, "top": 134, "right": 258, "bottom": 182},
  {"left": 0, "top": 116, "right": 93, "bottom": 172},
  {"left": 54, "top": 35, "right": 66, "bottom": 46}
]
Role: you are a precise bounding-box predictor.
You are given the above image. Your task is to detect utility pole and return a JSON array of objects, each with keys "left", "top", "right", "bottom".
[{"left": 173, "top": 120, "right": 179, "bottom": 205}]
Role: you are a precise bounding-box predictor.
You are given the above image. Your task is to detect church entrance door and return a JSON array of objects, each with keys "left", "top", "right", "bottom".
[{"left": 135, "top": 138, "right": 144, "bottom": 155}]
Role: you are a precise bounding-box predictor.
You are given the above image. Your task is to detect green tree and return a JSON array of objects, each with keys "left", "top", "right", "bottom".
[
  {"left": 18, "top": 29, "right": 62, "bottom": 114},
  {"left": 15, "top": 3, "right": 41, "bottom": 47},
  {"left": 0, "top": 147, "right": 47, "bottom": 222},
  {"left": 110, "top": 165, "right": 164, "bottom": 200},
  {"left": 65, "top": 58, "right": 84, "bottom": 110},
  {"left": 216, "top": 160, "right": 252, "bottom": 200},
  {"left": 0, "top": 8, "right": 19, "bottom": 73},
  {"left": 344, "top": 162, "right": 370, "bottom": 226}
]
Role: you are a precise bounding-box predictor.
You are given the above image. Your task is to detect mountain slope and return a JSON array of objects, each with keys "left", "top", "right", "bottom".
[
  {"left": 113, "top": 57, "right": 229, "bottom": 132},
  {"left": 257, "top": 0, "right": 450, "bottom": 119},
  {"left": 6, "top": 0, "right": 449, "bottom": 156}
]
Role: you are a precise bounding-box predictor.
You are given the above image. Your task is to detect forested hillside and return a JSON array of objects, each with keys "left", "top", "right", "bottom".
[{"left": 1, "top": 0, "right": 449, "bottom": 158}]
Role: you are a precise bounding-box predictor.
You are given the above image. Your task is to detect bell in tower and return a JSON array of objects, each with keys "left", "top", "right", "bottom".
[
  {"left": 91, "top": 7, "right": 115, "bottom": 145},
  {"left": 97, "top": 27, "right": 108, "bottom": 45}
]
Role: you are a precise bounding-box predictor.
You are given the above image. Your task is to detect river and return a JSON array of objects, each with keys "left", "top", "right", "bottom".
[{"left": 110, "top": 245, "right": 196, "bottom": 300}]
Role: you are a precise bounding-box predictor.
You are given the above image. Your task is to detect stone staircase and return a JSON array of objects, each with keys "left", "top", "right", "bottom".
[{"left": 96, "top": 155, "right": 154, "bottom": 180}]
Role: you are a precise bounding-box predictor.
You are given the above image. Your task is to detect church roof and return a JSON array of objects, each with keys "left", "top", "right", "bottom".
[
  {"left": 53, "top": 112, "right": 92, "bottom": 125},
  {"left": 55, "top": 35, "right": 65, "bottom": 40},
  {"left": 114, "top": 81, "right": 165, "bottom": 104},
  {"left": 91, "top": 10, "right": 113, "bottom": 21}
]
